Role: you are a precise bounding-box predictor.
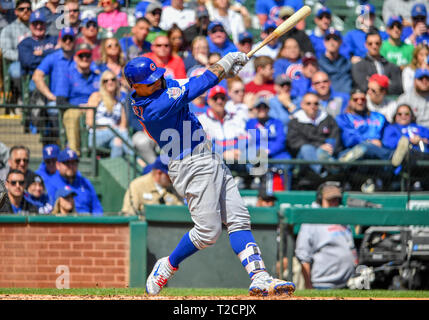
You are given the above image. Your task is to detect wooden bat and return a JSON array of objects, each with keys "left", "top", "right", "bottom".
[{"left": 246, "top": 5, "right": 312, "bottom": 58}]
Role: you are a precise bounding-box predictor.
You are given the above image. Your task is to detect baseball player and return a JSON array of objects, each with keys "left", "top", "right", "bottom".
[{"left": 123, "top": 54, "right": 296, "bottom": 296}]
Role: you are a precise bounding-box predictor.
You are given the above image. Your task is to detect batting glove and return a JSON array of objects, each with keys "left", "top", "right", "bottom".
[{"left": 217, "top": 52, "right": 249, "bottom": 77}]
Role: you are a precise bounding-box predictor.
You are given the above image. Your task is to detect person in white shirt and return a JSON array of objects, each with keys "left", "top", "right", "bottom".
[
  {"left": 159, "top": 0, "right": 195, "bottom": 31},
  {"left": 252, "top": 20, "right": 281, "bottom": 60},
  {"left": 225, "top": 75, "right": 249, "bottom": 120}
]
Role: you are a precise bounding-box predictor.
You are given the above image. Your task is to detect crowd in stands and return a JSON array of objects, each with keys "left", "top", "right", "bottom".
[{"left": 3, "top": 0, "right": 429, "bottom": 214}]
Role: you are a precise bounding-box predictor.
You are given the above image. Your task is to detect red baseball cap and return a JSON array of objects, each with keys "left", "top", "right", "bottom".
[
  {"left": 208, "top": 85, "right": 227, "bottom": 99},
  {"left": 368, "top": 74, "right": 389, "bottom": 89}
]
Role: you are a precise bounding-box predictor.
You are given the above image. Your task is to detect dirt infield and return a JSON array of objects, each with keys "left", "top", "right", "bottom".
[{"left": 1, "top": 294, "right": 429, "bottom": 300}]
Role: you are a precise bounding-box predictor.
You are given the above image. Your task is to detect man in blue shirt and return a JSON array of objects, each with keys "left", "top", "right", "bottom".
[
  {"left": 36, "top": 144, "right": 60, "bottom": 203},
  {"left": 120, "top": 17, "right": 152, "bottom": 62},
  {"left": 318, "top": 28, "right": 352, "bottom": 95},
  {"left": 59, "top": 43, "right": 100, "bottom": 154},
  {"left": 255, "top": 0, "right": 303, "bottom": 25},
  {"left": 48, "top": 148, "right": 103, "bottom": 215},
  {"left": 206, "top": 21, "right": 237, "bottom": 57}
]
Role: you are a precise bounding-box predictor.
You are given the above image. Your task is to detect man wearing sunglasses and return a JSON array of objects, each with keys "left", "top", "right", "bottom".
[
  {"left": 76, "top": 16, "right": 101, "bottom": 62},
  {"left": 47, "top": 0, "right": 81, "bottom": 37},
  {"left": 206, "top": 21, "right": 237, "bottom": 57},
  {"left": 35, "top": 144, "right": 60, "bottom": 203},
  {"left": 0, "top": 145, "right": 37, "bottom": 188},
  {"left": 404, "top": 3, "right": 429, "bottom": 47},
  {"left": 0, "top": 170, "right": 38, "bottom": 214},
  {"left": 0, "top": 0, "right": 31, "bottom": 104}
]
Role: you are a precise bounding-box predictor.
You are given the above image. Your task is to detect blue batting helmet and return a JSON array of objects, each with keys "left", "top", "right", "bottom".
[{"left": 123, "top": 57, "right": 166, "bottom": 86}]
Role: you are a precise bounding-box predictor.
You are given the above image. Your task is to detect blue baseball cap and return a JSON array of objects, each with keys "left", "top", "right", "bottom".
[
  {"left": 43, "top": 144, "right": 60, "bottom": 160},
  {"left": 238, "top": 31, "right": 253, "bottom": 43},
  {"left": 415, "top": 68, "right": 429, "bottom": 79},
  {"left": 324, "top": 27, "right": 342, "bottom": 40},
  {"left": 81, "top": 16, "right": 97, "bottom": 27},
  {"left": 55, "top": 185, "right": 77, "bottom": 199},
  {"left": 412, "top": 3, "right": 427, "bottom": 18},
  {"left": 142, "top": 155, "right": 169, "bottom": 175},
  {"left": 208, "top": 21, "right": 225, "bottom": 33},
  {"left": 387, "top": 16, "right": 403, "bottom": 28},
  {"left": 316, "top": 6, "right": 331, "bottom": 18},
  {"left": 30, "top": 10, "right": 46, "bottom": 24},
  {"left": 58, "top": 148, "right": 79, "bottom": 162},
  {"left": 263, "top": 20, "right": 277, "bottom": 32},
  {"left": 360, "top": 3, "right": 375, "bottom": 15},
  {"left": 59, "top": 27, "right": 75, "bottom": 39},
  {"left": 124, "top": 57, "right": 166, "bottom": 85}
]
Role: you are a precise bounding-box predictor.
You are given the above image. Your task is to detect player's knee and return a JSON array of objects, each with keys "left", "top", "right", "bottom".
[{"left": 193, "top": 223, "right": 222, "bottom": 249}]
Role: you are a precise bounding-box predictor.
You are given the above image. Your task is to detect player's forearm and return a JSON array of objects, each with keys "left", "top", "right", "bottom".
[{"left": 208, "top": 63, "right": 226, "bottom": 81}]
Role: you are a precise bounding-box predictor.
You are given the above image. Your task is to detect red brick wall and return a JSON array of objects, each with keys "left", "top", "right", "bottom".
[{"left": 0, "top": 223, "right": 130, "bottom": 288}]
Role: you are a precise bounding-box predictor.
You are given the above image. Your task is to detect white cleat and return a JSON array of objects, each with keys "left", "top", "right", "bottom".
[
  {"left": 146, "top": 256, "right": 178, "bottom": 295},
  {"left": 249, "top": 272, "right": 296, "bottom": 297}
]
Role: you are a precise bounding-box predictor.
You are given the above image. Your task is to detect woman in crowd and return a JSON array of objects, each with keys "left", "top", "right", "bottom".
[
  {"left": 86, "top": 70, "right": 131, "bottom": 158},
  {"left": 52, "top": 186, "right": 77, "bottom": 215},
  {"left": 97, "top": 0, "right": 129, "bottom": 33},
  {"left": 168, "top": 24, "right": 187, "bottom": 59},
  {"left": 225, "top": 76, "right": 249, "bottom": 120},
  {"left": 98, "top": 36, "right": 126, "bottom": 80},
  {"left": 184, "top": 36, "right": 210, "bottom": 73},
  {"left": 273, "top": 37, "right": 303, "bottom": 80},
  {"left": 24, "top": 174, "right": 52, "bottom": 214},
  {"left": 402, "top": 44, "right": 429, "bottom": 93}
]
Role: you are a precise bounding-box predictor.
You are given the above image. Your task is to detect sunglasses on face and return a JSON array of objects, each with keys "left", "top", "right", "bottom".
[
  {"left": 103, "top": 77, "right": 116, "bottom": 84},
  {"left": 151, "top": 9, "right": 162, "bottom": 16},
  {"left": 318, "top": 13, "right": 331, "bottom": 20},
  {"left": 45, "top": 159, "right": 57, "bottom": 164},
  {"left": 8, "top": 180, "right": 25, "bottom": 186},
  {"left": 63, "top": 160, "right": 79, "bottom": 166},
  {"left": 325, "top": 35, "right": 341, "bottom": 42},
  {"left": 154, "top": 43, "right": 170, "bottom": 47},
  {"left": 62, "top": 35, "right": 75, "bottom": 42},
  {"left": 367, "top": 41, "right": 381, "bottom": 46},
  {"left": 304, "top": 101, "right": 319, "bottom": 106},
  {"left": 239, "top": 40, "right": 252, "bottom": 45},
  {"left": 86, "top": 21, "right": 98, "bottom": 29},
  {"left": 418, "top": 76, "right": 429, "bottom": 81},
  {"left": 211, "top": 28, "right": 224, "bottom": 34},
  {"left": 313, "top": 79, "right": 329, "bottom": 86},
  {"left": 413, "top": 16, "right": 426, "bottom": 22},
  {"left": 17, "top": 6, "right": 31, "bottom": 12},
  {"left": 69, "top": 9, "right": 80, "bottom": 13},
  {"left": 353, "top": 96, "right": 366, "bottom": 102},
  {"left": 15, "top": 158, "right": 29, "bottom": 164},
  {"left": 212, "top": 94, "right": 226, "bottom": 101},
  {"left": 390, "top": 22, "right": 403, "bottom": 30},
  {"left": 78, "top": 53, "right": 92, "bottom": 59}
]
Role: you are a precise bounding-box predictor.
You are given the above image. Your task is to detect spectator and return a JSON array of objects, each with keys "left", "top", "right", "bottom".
[
  {"left": 0, "top": 0, "right": 31, "bottom": 103},
  {"left": 98, "top": 36, "right": 126, "bottom": 79},
  {"left": 336, "top": 89, "right": 393, "bottom": 162},
  {"left": 86, "top": 70, "right": 132, "bottom": 158},
  {"left": 51, "top": 185, "right": 77, "bottom": 215},
  {"left": 277, "top": 6, "right": 314, "bottom": 54},
  {"left": 0, "top": 142, "right": 9, "bottom": 170},
  {"left": 273, "top": 37, "right": 303, "bottom": 80},
  {"left": 318, "top": 28, "right": 352, "bottom": 95},
  {"left": 252, "top": 20, "right": 281, "bottom": 60},
  {"left": 38, "top": 0, "right": 61, "bottom": 30},
  {"left": 121, "top": 156, "right": 183, "bottom": 215},
  {"left": 351, "top": 28, "right": 403, "bottom": 95},
  {"left": 382, "top": 0, "right": 426, "bottom": 27},
  {"left": 287, "top": 92, "right": 341, "bottom": 178},
  {"left": 255, "top": 0, "right": 303, "bottom": 26},
  {"left": 24, "top": 174, "right": 52, "bottom": 214},
  {"left": 197, "top": 85, "right": 247, "bottom": 163},
  {"left": 402, "top": 43, "right": 429, "bottom": 93},
  {"left": 310, "top": 71, "right": 349, "bottom": 118},
  {"left": 97, "top": 0, "right": 128, "bottom": 33},
  {"left": 76, "top": 16, "right": 101, "bottom": 62},
  {"left": 0, "top": 169, "right": 38, "bottom": 214},
  {"left": 343, "top": 4, "right": 379, "bottom": 63},
  {"left": 139, "top": 1, "right": 164, "bottom": 43},
  {"left": 183, "top": 5, "right": 210, "bottom": 48},
  {"left": 244, "top": 55, "right": 276, "bottom": 99},
  {"left": 206, "top": 0, "right": 245, "bottom": 44},
  {"left": 49, "top": 148, "right": 103, "bottom": 215},
  {"left": 404, "top": 3, "right": 429, "bottom": 47},
  {"left": 168, "top": 24, "right": 186, "bottom": 58},
  {"left": 159, "top": 0, "right": 195, "bottom": 31},
  {"left": 18, "top": 10, "right": 57, "bottom": 79},
  {"left": 225, "top": 76, "right": 249, "bottom": 120},
  {"left": 291, "top": 52, "right": 319, "bottom": 99},
  {"left": 256, "top": 188, "right": 277, "bottom": 207},
  {"left": 59, "top": 43, "right": 101, "bottom": 154},
  {"left": 206, "top": 21, "right": 237, "bottom": 57},
  {"left": 236, "top": 31, "right": 255, "bottom": 84},
  {"left": 184, "top": 36, "right": 209, "bottom": 73},
  {"left": 397, "top": 68, "right": 429, "bottom": 128},
  {"left": 366, "top": 74, "right": 397, "bottom": 122},
  {"left": 381, "top": 16, "right": 414, "bottom": 68},
  {"left": 33, "top": 27, "right": 76, "bottom": 106},
  {"left": 269, "top": 74, "right": 298, "bottom": 132},
  {"left": 295, "top": 182, "right": 357, "bottom": 289},
  {"left": 143, "top": 35, "right": 187, "bottom": 80},
  {"left": 120, "top": 17, "right": 151, "bottom": 62},
  {"left": 246, "top": 98, "right": 290, "bottom": 161},
  {"left": 35, "top": 144, "right": 59, "bottom": 201},
  {"left": 0, "top": 145, "right": 37, "bottom": 187},
  {"left": 47, "top": 0, "right": 80, "bottom": 37}
]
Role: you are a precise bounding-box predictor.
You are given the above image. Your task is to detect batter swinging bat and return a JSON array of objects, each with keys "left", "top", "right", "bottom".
[{"left": 246, "top": 5, "right": 312, "bottom": 59}]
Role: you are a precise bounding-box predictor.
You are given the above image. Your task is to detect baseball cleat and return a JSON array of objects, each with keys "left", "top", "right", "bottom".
[
  {"left": 248, "top": 272, "right": 296, "bottom": 297},
  {"left": 146, "top": 256, "right": 178, "bottom": 295}
]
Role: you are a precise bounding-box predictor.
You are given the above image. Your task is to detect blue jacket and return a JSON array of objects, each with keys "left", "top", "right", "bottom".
[
  {"left": 382, "top": 123, "right": 429, "bottom": 152},
  {"left": 206, "top": 37, "right": 237, "bottom": 57},
  {"left": 246, "top": 117, "right": 290, "bottom": 159},
  {"left": 130, "top": 69, "right": 219, "bottom": 159},
  {"left": 336, "top": 111, "right": 388, "bottom": 148},
  {"left": 24, "top": 192, "right": 52, "bottom": 214},
  {"left": 18, "top": 35, "right": 57, "bottom": 75},
  {"left": 48, "top": 171, "right": 103, "bottom": 215},
  {"left": 36, "top": 162, "right": 58, "bottom": 204},
  {"left": 318, "top": 53, "right": 352, "bottom": 94}
]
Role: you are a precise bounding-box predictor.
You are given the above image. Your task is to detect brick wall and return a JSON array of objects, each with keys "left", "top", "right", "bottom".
[{"left": 0, "top": 223, "right": 130, "bottom": 288}]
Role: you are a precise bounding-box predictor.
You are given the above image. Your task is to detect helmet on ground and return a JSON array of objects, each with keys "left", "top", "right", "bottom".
[{"left": 123, "top": 57, "right": 166, "bottom": 86}]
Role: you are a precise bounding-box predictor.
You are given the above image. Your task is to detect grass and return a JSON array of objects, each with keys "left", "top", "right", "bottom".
[{"left": 1, "top": 288, "right": 429, "bottom": 298}]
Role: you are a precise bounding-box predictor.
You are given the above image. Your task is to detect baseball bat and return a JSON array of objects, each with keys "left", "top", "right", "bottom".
[{"left": 246, "top": 5, "right": 312, "bottom": 59}]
